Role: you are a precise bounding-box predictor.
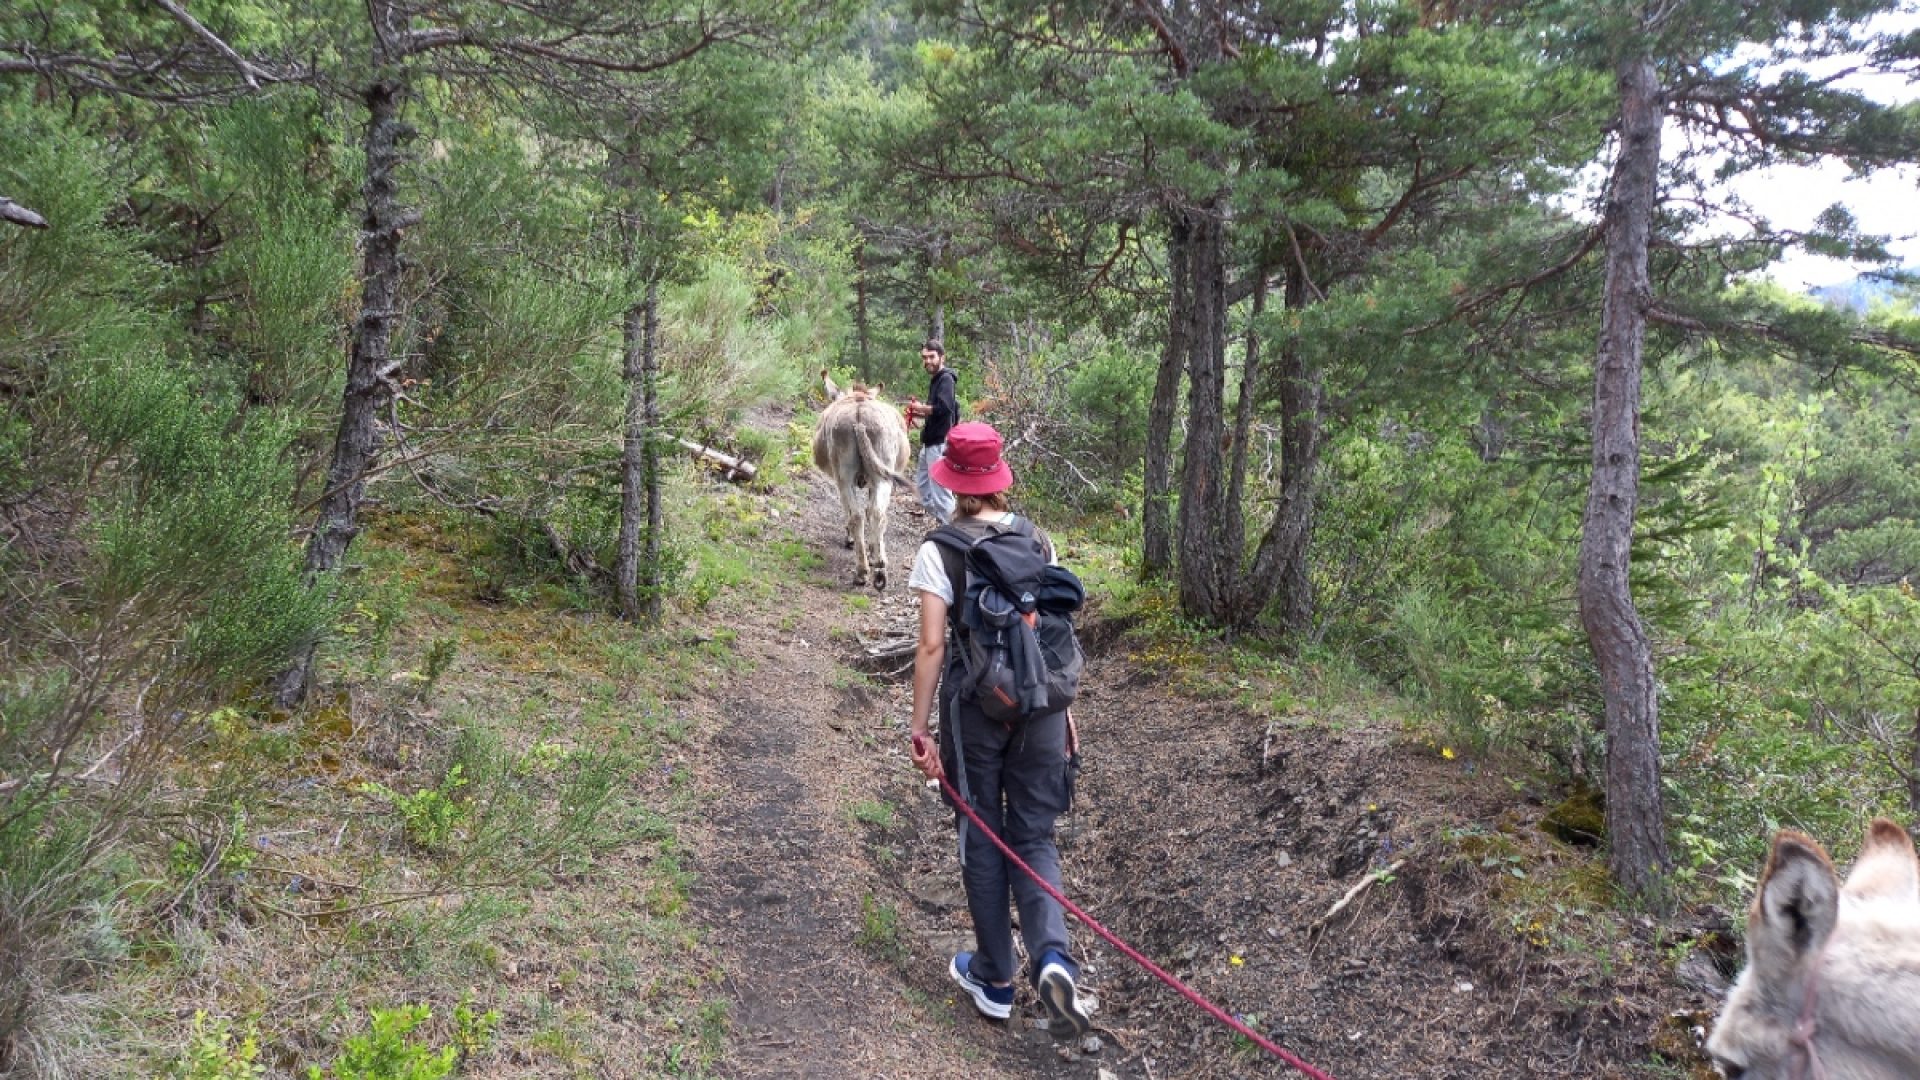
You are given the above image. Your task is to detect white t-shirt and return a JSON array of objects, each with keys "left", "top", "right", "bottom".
[{"left": 908, "top": 513, "right": 1056, "bottom": 607}]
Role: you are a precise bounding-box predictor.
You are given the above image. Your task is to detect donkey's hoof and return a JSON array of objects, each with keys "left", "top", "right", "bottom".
[
  {"left": 872, "top": 569, "right": 888, "bottom": 591},
  {"left": 844, "top": 537, "right": 855, "bottom": 550}
]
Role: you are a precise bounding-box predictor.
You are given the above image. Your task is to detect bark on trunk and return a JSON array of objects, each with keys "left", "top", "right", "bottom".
[
  {"left": 1246, "top": 265, "right": 1322, "bottom": 632},
  {"left": 1141, "top": 211, "right": 1189, "bottom": 579},
  {"left": 639, "top": 281, "right": 663, "bottom": 622},
  {"left": 1174, "top": 201, "right": 1231, "bottom": 620},
  {"left": 1908, "top": 705, "right": 1920, "bottom": 821},
  {"left": 854, "top": 237, "right": 870, "bottom": 373},
  {"left": 275, "top": 61, "right": 408, "bottom": 707},
  {"left": 617, "top": 289, "right": 648, "bottom": 622},
  {"left": 1578, "top": 55, "right": 1672, "bottom": 900},
  {"left": 0, "top": 196, "right": 48, "bottom": 229},
  {"left": 927, "top": 234, "right": 946, "bottom": 345},
  {"left": 1224, "top": 265, "right": 1268, "bottom": 565},
  {"left": 619, "top": 280, "right": 664, "bottom": 622}
]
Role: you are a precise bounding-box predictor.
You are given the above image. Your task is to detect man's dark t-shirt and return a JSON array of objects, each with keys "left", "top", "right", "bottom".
[{"left": 922, "top": 367, "right": 959, "bottom": 448}]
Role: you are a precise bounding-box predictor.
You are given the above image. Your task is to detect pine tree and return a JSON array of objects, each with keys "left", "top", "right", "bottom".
[{"left": 1562, "top": 0, "right": 1920, "bottom": 898}]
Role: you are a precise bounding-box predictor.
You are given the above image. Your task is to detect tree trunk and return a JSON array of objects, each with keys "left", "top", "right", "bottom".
[
  {"left": 1246, "top": 265, "right": 1323, "bottom": 632},
  {"left": 617, "top": 288, "right": 648, "bottom": 622},
  {"left": 854, "top": 237, "right": 870, "bottom": 373},
  {"left": 1174, "top": 201, "right": 1231, "bottom": 620},
  {"left": 1908, "top": 704, "right": 1920, "bottom": 822},
  {"left": 1578, "top": 54, "right": 1671, "bottom": 900},
  {"left": 927, "top": 234, "right": 946, "bottom": 345},
  {"left": 639, "top": 280, "right": 663, "bottom": 622},
  {"left": 1141, "top": 211, "right": 1189, "bottom": 579},
  {"left": 275, "top": 60, "right": 408, "bottom": 708},
  {"left": 1224, "top": 264, "right": 1267, "bottom": 566}
]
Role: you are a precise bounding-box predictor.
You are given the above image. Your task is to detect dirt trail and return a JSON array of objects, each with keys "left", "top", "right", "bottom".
[
  {"left": 684, "top": 410, "right": 1700, "bottom": 1080},
  {"left": 685, "top": 454, "right": 1110, "bottom": 1079}
]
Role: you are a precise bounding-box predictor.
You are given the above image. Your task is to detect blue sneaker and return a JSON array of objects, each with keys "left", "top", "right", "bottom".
[
  {"left": 1035, "top": 950, "right": 1091, "bottom": 1039},
  {"left": 948, "top": 952, "right": 1014, "bottom": 1019}
]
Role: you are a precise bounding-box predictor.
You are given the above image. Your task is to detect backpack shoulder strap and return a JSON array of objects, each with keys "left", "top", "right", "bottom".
[
  {"left": 925, "top": 523, "right": 974, "bottom": 553},
  {"left": 926, "top": 524, "right": 973, "bottom": 615},
  {"left": 926, "top": 518, "right": 1024, "bottom": 628}
]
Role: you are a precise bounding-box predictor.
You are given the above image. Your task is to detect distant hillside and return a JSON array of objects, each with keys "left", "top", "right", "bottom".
[{"left": 1808, "top": 267, "right": 1917, "bottom": 312}]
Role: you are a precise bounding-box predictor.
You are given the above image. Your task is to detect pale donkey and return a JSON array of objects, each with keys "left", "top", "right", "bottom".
[
  {"left": 813, "top": 371, "right": 911, "bottom": 589},
  {"left": 1707, "top": 817, "right": 1920, "bottom": 1079}
]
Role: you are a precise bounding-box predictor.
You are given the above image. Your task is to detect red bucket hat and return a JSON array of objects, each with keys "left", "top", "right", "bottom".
[{"left": 930, "top": 422, "right": 1014, "bottom": 496}]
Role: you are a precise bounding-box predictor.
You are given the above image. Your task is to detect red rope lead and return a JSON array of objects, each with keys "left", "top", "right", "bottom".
[{"left": 933, "top": 771, "right": 1338, "bottom": 1080}]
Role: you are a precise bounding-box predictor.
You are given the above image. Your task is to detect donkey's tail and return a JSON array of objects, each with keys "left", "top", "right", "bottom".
[{"left": 854, "top": 407, "right": 910, "bottom": 487}]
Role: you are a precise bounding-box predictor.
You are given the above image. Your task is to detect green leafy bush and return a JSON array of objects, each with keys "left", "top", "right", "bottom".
[
  {"left": 360, "top": 766, "right": 470, "bottom": 852},
  {"left": 307, "top": 1005, "right": 455, "bottom": 1080},
  {"left": 171, "top": 1012, "right": 266, "bottom": 1080}
]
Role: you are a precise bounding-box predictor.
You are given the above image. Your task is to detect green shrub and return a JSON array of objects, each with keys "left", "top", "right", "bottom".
[
  {"left": 172, "top": 1011, "right": 266, "bottom": 1080},
  {"left": 855, "top": 894, "right": 906, "bottom": 966},
  {"left": 359, "top": 766, "right": 470, "bottom": 852},
  {"left": 421, "top": 637, "right": 460, "bottom": 695},
  {"left": 0, "top": 108, "right": 336, "bottom": 1071},
  {"left": 307, "top": 1005, "right": 455, "bottom": 1080},
  {"left": 200, "top": 96, "right": 354, "bottom": 411},
  {"left": 450, "top": 997, "right": 501, "bottom": 1062},
  {"left": 660, "top": 258, "right": 793, "bottom": 424}
]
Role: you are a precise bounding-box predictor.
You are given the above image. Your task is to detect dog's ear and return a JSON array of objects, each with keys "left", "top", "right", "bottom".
[
  {"left": 1747, "top": 831, "right": 1839, "bottom": 980},
  {"left": 1844, "top": 818, "right": 1919, "bottom": 902}
]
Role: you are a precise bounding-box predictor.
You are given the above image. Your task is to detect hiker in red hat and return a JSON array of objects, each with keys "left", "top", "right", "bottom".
[{"left": 905, "top": 421, "right": 1093, "bottom": 1040}]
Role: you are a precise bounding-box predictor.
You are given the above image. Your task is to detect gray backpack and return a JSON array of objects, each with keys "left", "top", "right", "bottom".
[{"left": 929, "top": 518, "right": 1085, "bottom": 723}]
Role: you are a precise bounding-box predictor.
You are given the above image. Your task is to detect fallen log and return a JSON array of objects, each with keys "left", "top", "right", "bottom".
[
  {"left": 852, "top": 633, "right": 918, "bottom": 678},
  {"left": 1, "top": 197, "right": 49, "bottom": 229},
  {"left": 672, "top": 437, "right": 756, "bottom": 483}
]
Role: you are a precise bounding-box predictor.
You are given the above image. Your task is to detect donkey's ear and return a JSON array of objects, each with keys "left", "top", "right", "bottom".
[
  {"left": 872, "top": 382, "right": 884, "bottom": 398},
  {"left": 1843, "top": 818, "right": 1919, "bottom": 902},
  {"left": 822, "top": 369, "right": 842, "bottom": 401},
  {"left": 1749, "top": 832, "right": 1839, "bottom": 975}
]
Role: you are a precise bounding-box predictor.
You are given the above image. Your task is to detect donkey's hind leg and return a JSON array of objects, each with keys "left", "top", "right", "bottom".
[
  {"left": 847, "top": 488, "right": 872, "bottom": 586},
  {"left": 866, "top": 481, "right": 893, "bottom": 590}
]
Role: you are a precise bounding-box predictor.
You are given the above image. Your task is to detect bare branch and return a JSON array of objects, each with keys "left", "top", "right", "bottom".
[
  {"left": 1283, "top": 222, "right": 1325, "bottom": 303},
  {"left": 1364, "top": 155, "right": 1472, "bottom": 245},
  {"left": 0, "top": 47, "right": 300, "bottom": 103},
  {"left": 1131, "top": 0, "right": 1190, "bottom": 77},
  {"left": 402, "top": 16, "right": 729, "bottom": 75},
  {"left": 147, "top": 0, "right": 265, "bottom": 88}
]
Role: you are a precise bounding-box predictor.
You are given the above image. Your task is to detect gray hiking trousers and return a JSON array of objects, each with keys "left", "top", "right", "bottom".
[
  {"left": 916, "top": 443, "right": 957, "bottom": 524},
  {"left": 938, "top": 679, "right": 1080, "bottom": 987}
]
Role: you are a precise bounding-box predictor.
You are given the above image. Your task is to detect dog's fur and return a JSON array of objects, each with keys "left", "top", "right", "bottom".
[
  {"left": 1707, "top": 818, "right": 1920, "bottom": 1078},
  {"left": 813, "top": 371, "right": 911, "bottom": 589}
]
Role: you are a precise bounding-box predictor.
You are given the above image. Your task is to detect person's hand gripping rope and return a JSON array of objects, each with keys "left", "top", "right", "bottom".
[{"left": 910, "top": 732, "right": 943, "bottom": 781}]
